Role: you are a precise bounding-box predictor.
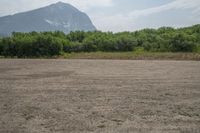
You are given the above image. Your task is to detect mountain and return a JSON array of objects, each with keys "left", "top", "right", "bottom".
[{"left": 0, "top": 2, "right": 96, "bottom": 36}]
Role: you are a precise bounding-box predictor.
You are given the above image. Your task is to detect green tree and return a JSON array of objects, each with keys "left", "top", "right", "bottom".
[
  {"left": 169, "top": 33, "right": 195, "bottom": 52},
  {"left": 0, "top": 38, "right": 3, "bottom": 55},
  {"left": 82, "top": 36, "right": 98, "bottom": 52},
  {"left": 67, "top": 31, "right": 86, "bottom": 42},
  {"left": 115, "top": 35, "right": 137, "bottom": 51}
]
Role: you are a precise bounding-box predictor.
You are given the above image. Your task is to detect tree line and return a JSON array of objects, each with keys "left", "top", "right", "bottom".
[{"left": 0, "top": 24, "right": 200, "bottom": 57}]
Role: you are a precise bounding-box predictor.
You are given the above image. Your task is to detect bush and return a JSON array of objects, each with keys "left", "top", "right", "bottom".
[
  {"left": 1, "top": 38, "right": 17, "bottom": 57},
  {"left": 33, "top": 35, "right": 63, "bottom": 56},
  {"left": 14, "top": 36, "right": 35, "bottom": 57},
  {"left": 169, "top": 33, "right": 195, "bottom": 52},
  {"left": 0, "top": 39, "right": 3, "bottom": 55},
  {"left": 82, "top": 36, "right": 98, "bottom": 52},
  {"left": 64, "top": 41, "right": 83, "bottom": 53},
  {"left": 115, "top": 36, "right": 137, "bottom": 51},
  {"left": 99, "top": 39, "right": 117, "bottom": 52},
  {"left": 0, "top": 24, "right": 199, "bottom": 57},
  {"left": 67, "top": 31, "right": 86, "bottom": 42},
  {"left": 194, "top": 44, "right": 200, "bottom": 53}
]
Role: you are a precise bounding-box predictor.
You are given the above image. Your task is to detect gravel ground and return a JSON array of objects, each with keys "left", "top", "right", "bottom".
[{"left": 0, "top": 59, "right": 200, "bottom": 133}]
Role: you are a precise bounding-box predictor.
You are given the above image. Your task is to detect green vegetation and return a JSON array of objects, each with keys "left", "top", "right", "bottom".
[
  {"left": 62, "top": 52, "right": 200, "bottom": 60},
  {"left": 0, "top": 24, "right": 200, "bottom": 58}
]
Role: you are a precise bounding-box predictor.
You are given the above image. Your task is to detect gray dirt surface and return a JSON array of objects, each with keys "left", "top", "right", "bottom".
[{"left": 0, "top": 59, "right": 200, "bottom": 133}]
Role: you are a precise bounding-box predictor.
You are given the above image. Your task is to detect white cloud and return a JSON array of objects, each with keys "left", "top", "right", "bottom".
[
  {"left": 0, "top": 0, "right": 113, "bottom": 16},
  {"left": 129, "top": 0, "right": 200, "bottom": 18},
  {"left": 61, "top": 0, "right": 113, "bottom": 10},
  {"left": 92, "top": 0, "right": 200, "bottom": 32},
  {"left": 91, "top": 13, "right": 135, "bottom": 32}
]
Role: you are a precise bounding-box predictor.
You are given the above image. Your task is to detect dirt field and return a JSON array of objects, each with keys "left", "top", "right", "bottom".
[{"left": 0, "top": 59, "right": 200, "bottom": 133}]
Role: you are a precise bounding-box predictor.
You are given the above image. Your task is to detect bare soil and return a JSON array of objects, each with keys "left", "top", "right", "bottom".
[{"left": 0, "top": 59, "right": 200, "bottom": 133}]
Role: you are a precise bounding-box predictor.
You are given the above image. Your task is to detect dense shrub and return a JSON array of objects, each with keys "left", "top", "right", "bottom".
[
  {"left": 63, "top": 41, "right": 83, "bottom": 52},
  {"left": 0, "top": 38, "right": 3, "bottom": 55},
  {"left": 115, "top": 35, "right": 137, "bottom": 51},
  {"left": 67, "top": 31, "right": 86, "bottom": 42},
  {"left": 0, "top": 24, "right": 199, "bottom": 57},
  {"left": 82, "top": 36, "right": 98, "bottom": 52},
  {"left": 169, "top": 33, "right": 195, "bottom": 52}
]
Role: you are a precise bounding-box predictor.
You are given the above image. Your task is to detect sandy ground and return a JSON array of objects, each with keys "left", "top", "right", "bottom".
[{"left": 0, "top": 59, "right": 200, "bottom": 133}]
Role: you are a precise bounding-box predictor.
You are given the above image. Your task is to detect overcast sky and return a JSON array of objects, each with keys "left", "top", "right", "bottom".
[{"left": 0, "top": 0, "right": 200, "bottom": 32}]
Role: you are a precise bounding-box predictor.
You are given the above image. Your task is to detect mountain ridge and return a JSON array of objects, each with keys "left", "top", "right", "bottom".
[{"left": 0, "top": 2, "right": 96, "bottom": 36}]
